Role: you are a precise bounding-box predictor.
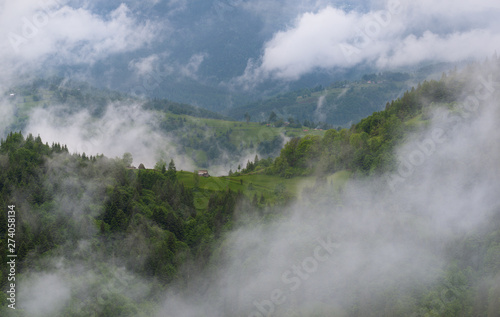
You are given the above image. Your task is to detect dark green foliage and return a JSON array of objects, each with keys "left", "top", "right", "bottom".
[
  {"left": 0, "top": 133, "right": 240, "bottom": 314},
  {"left": 167, "top": 159, "right": 177, "bottom": 182},
  {"left": 269, "top": 135, "right": 322, "bottom": 177},
  {"left": 257, "top": 135, "right": 284, "bottom": 157}
]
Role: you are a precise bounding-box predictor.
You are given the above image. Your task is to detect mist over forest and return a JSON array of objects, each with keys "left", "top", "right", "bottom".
[{"left": 1, "top": 1, "right": 500, "bottom": 317}]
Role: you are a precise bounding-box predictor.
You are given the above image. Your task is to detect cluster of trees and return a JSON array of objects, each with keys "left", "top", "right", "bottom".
[
  {"left": 0, "top": 132, "right": 246, "bottom": 313},
  {"left": 229, "top": 155, "right": 274, "bottom": 176},
  {"left": 269, "top": 135, "right": 322, "bottom": 178},
  {"left": 256, "top": 135, "right": 285, "bottom": 157}
]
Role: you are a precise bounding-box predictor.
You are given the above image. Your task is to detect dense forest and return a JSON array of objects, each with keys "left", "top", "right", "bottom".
[{"left": 0, "top": 131, "right": 257, "bottom": 315}]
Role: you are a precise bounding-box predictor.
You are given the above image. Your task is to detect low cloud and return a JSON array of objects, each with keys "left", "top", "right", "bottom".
[
  {"left": 18, "top": 273, "right": 71, "bottom": 317},
  {"left": 180, "top": 52, "right": 208, "bottom": 79},
  {"left": 24, "top": 102, "right": 195, "bottom": 170},
  {"left": 237, "top": 0, "right": 500, "bottom": 85},
  {"left": 129, "top": 54, "right": 161, "bottom": 76},
  {"left": 0, "top": 97, "right": 16, "bottom": 134}
]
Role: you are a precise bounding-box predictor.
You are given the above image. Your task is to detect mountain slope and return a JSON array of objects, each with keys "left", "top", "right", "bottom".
[{"left": 227, "top": 72, "right": 412, "bottom": 126}]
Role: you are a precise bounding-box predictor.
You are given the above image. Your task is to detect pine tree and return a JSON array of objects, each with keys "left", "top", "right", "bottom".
[{"left": 167, "top": 159, "right": 177, "bottom": 182}]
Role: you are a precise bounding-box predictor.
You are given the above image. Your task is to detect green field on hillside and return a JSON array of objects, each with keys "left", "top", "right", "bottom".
[{"left": 177, "top": 170, "right": 352, "bottom": 209}]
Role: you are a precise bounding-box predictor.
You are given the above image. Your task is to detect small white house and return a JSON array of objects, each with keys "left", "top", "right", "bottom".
[{"left": 198, "top": 170, "right": 210, "bottom": 177}]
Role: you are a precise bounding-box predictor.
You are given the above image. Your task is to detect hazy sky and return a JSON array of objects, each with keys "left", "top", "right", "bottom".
[{"left": 1, "top": 0, "right": 500, "bottom": 91}]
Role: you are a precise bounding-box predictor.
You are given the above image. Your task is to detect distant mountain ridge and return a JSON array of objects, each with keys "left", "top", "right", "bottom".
[{"left": 227, "top": 72, "right": 413, "bottom": 126}]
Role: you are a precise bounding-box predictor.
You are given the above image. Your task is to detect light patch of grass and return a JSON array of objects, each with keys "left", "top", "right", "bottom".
[{"left": 177, "top": 170, "right": 352, "bottom": 210}]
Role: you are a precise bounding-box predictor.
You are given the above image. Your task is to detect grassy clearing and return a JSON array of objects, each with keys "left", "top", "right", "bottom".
[{"left": 177, "top": 170, "right": 351, "bottom": 210}]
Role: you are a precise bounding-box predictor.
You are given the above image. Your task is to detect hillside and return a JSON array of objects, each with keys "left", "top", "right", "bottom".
[
  {"left": 227, "top": 72, "right": 412, "bottom": 127},
  {"left": 2, "top": 78, "right": 325, "bottom": 173},
  {"left": 152, "top": 112, "right": 325, "bottom": 173},
  {"left": 3, "top": 77, "right": 228, "bottom": 133},
  {"left": 252, "top": 64, "right": 485, "bottom": 179},
  {"left": 143, "top": 98, "right": 232, "bottom": 121},
  {"left": 2, "top": 60, "right": 500, "bottom": 316}
]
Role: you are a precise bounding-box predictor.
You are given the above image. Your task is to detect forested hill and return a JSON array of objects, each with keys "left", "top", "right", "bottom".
[
  {"left": 5, "top": 77, "right": 330, "bottom": 172},
  {"left": 0, "top": 131, "right": 251, "bottom": 314},
  {"left": 244, "top": 61, "right": 495, "bottom": 179}
]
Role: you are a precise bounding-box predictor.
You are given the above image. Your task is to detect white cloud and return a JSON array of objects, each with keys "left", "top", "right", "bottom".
[
  {"left": 180, "top": 52, "right": 207, "bottom": 79},
  {"left": 242, "top": 0, "right": 344, "bottom": 32},
  {"left": 18, "top": 273, "right": 71, "bottom": 317},
  {"left": 0, "top": 97, "right": 16, "bottom": 134},
  {"left": 129, "top": 54, "right": 161, "bottom": 76},
  {"left": 377, "top": 29, "right": 500, "bottom": 68},
  {"left": 237, "top": 0, "right": 500, "bottom": 84},
  {"left": 24, "top": 102, "right": 195, "bottom": 170},
  {"left": 167, "top": 0, "right": 187, "bottom": 15},
  {"left": 0, "top": 1, "right": 160, "bottom": 86}
]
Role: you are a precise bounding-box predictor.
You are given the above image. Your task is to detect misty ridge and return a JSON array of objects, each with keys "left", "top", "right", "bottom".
[{"left": 0, "top": 63, "right": 499, "bottom": 316}]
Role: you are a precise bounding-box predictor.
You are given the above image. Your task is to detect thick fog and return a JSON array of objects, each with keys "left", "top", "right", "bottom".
[{"left": 22, "top": 101, "right": 195, "bottom": 170}]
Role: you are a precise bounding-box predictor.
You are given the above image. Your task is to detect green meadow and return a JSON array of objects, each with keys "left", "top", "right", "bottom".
[{"left": 177, "top": 170, "right": 352, "bottom": 210}]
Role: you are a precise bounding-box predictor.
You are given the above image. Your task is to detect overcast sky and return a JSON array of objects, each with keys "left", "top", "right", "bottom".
[
  {"left": 239, "top": 0, "right": 500, "bottom": 84},
  {"left": 0, "top": 0, "right": 160, "bottom": 90},
  {"left": 1, "top": 0, "right": 500, "bottom": 91}
]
